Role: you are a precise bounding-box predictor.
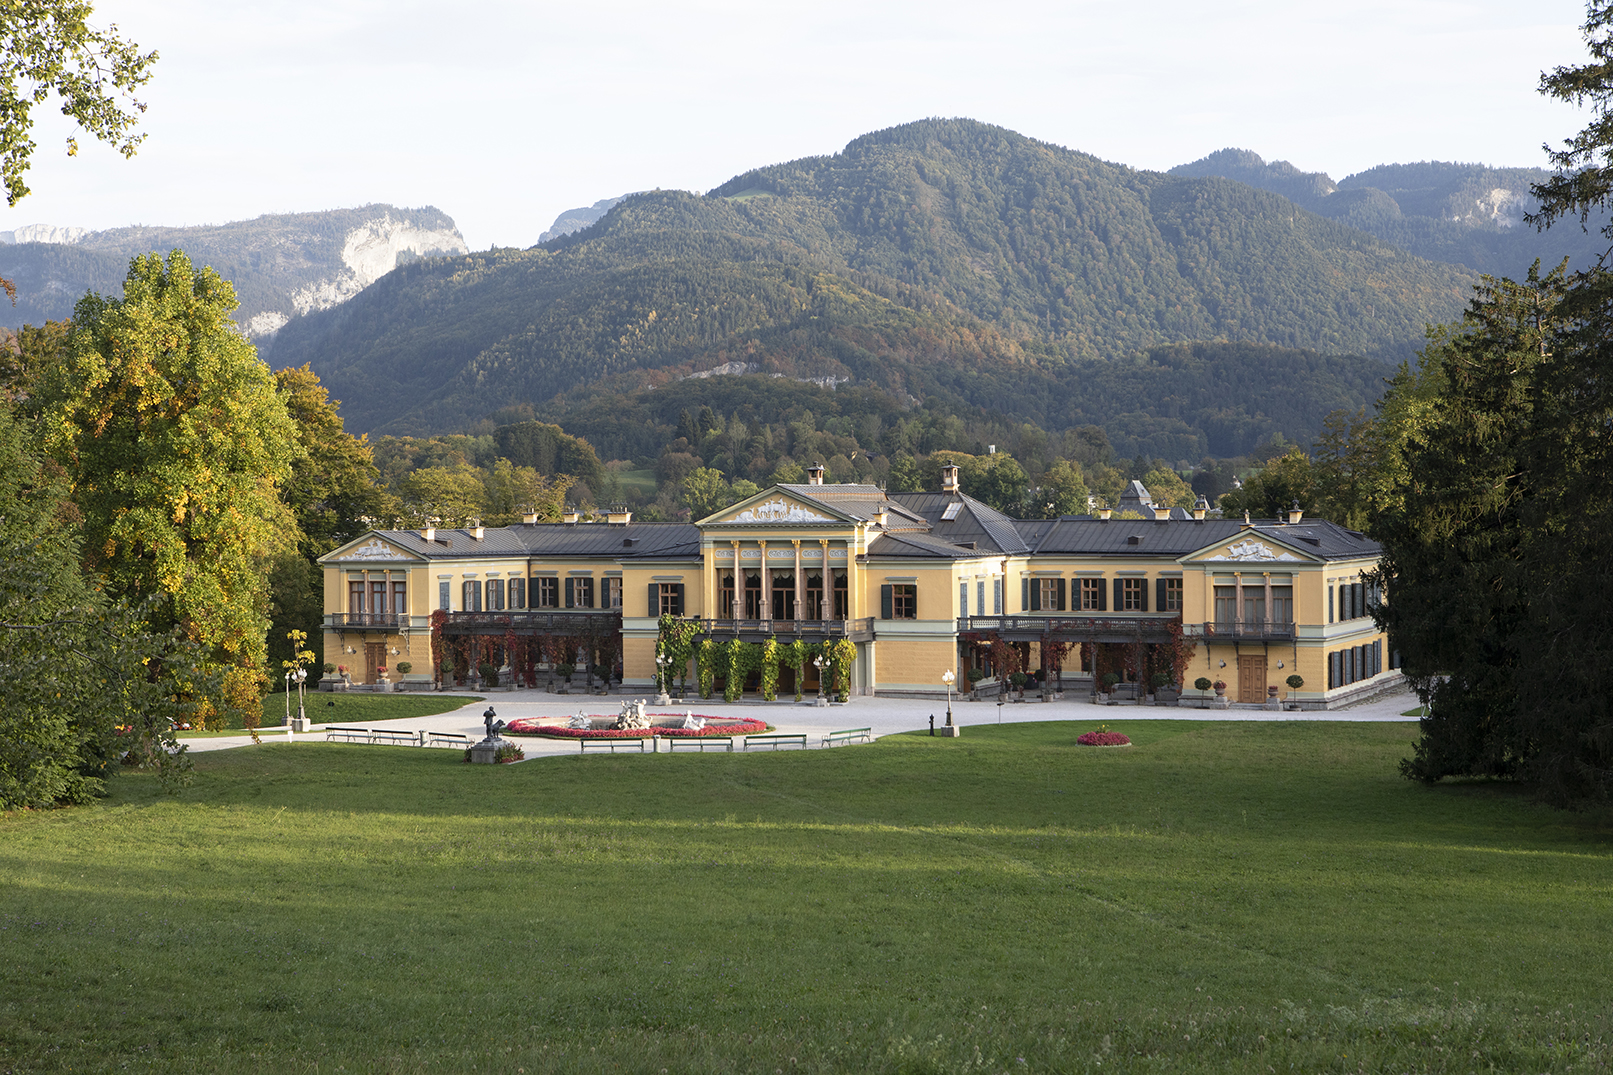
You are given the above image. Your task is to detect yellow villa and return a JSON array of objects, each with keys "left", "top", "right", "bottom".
[{"left": 318, "top": 465, "right": 1398, "bottom": 707}]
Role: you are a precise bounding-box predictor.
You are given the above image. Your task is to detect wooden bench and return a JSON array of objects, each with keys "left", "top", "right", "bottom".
[
  {"left": 426, "top": 731, "right": 473, "bottom": 749},
  {"left": 579, "top": 737, "right": 646, "bottom": 754},
  {"left": 743, "top": 733, "right": 808, "bottom": 751},
  {"left": 822, "top": 727, "right": 873, "bottom": 747},
  {"left": 325, "top": 726, "right": 370, "bottom": 743},
  {"left": 665, "top": 736, "right": 733, "bottom": 753}
]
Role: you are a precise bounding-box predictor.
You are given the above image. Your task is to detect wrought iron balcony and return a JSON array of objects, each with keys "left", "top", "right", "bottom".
[
  {"left": 957, "top": 614, "right": 1180, "bottom": 641},
  {"left": 1191, "top": 619, "right": 1297, "bottom": 642},
  {"left": 445, "top": 610, "right": 622, "bottom": 633},
  {"left": 328, "top": 613, "right": 405, "bottom": 629}
]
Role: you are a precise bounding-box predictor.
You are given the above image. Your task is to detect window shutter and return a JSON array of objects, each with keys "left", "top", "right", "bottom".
[
  {"left": 672, "top": 584, "right": 685, "bottom": 616},
  {"left": 880, "top": 585, "right": 893, "bottom": 619},
  {"left": 648, "top": 584, "right": 659, "bottom": 617},
  {"left": 993, "top": 578, "right": 1002, "bottom": 615},
  {"left": 960, "top": 582, "right": 968, "bottom": 617},
  {"left": 1329, "top": 651, "right": 1340, "bottom": 688},
  {"left": 1328, "top": 586, "right": 1334, "bottom": 624},
  {"left": 1022, "top": 578, "right": 1030, "bottom": 612},
  {"left": 1029, "top": 580, "right": 1041, "bottom": 612},
  {"left": 1057, "top": 578, "right": 1067, "bottom": 611},
  {"left": 1098, "top": 579, "right": 1107, "bottom": 611},
  {"left": 565, "top": 578, "right": 575, "bottom": 608},
  {"left": 1156, "top": 578, "right": 1167, "bottom": 612},
  {"left": 1139, "top": 578, "right": 1149, "bottom": 612},
  {"left": 1112, "top": 578, "right": 1123, "bottom": 611}
]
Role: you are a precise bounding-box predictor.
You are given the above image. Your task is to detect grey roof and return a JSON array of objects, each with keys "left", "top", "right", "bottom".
[
  {"left": 773, "top": 483, "right": 929, "bottom": 527},
  {"left": 888, "top": 492, "right": 1031, "bottom": 555},
  {"left": 1029, "top": 516, "right": 1380, "bottom": 560},
  {"left": 866, "top": 531, "right": 981, "bottom": 560},
  {"left": 353, "top": 522, "right": 701, "bottom": 562}
]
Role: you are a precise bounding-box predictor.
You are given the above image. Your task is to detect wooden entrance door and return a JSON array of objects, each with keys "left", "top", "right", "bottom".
[
  {"left": 364, "top": 642, "right": 387, "bottom": 684},
  {"left": 1238, "top": 655, "right": 1266, "bottom": 703}
]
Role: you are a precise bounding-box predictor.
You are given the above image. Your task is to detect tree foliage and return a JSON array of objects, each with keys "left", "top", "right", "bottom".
[
  {"left": 0, "top": 0, "right": 157, "bottom": 206},
  {"left": 39, "top": 251, "right": 301, "bottom": 723}
]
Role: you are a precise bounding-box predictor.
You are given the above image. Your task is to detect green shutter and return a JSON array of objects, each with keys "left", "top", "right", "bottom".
[
  {"left": 1029, "top": 580, "right": 1041, "bottom": 612},
  {"left": 1097, "top": 579, "right": 1107, "bottom": 611},
  {"left": 1056, "top": 577, "right": 1067, "bottom": 611},
  {"left": 1021, "top": 578, "right": 1030, "bottom": 612},
  {"left": 1139, "top": 578, "right": 1149, "bottom": 612},
  {"left": 880, "top": 585, "right": 893, "bottom": 619},
  {"left": 648, "top": 583, "right": 659, "bottom": 617},
  {"left": 673, "top": 584, "right": 685, "bottom": 616},
  {"left": 565, "top": 578, "right": 575, "bottom": 608},
  {"left": 1156, "top": 578, "right": 1167, "bottom": 611},
  {"left": 1112, "top": 578, "right": 1123, "bottom": 611}
]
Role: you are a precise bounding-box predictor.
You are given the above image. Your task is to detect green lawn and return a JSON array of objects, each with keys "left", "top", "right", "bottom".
[
  {"left": 3, "top": 720, "right": 1609, "bottom": 1073},
  {"left": 187, "top": 693, "right": 486, "bottom": 736}
]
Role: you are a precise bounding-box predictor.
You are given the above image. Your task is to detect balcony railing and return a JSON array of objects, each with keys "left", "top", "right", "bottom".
[
  {"left": 958, "top": 615, "right": 1179, "bottom": 636},
  {"left": 1192, "top": 620, "right": 1297, "bottom": 642},
  {"left": 696, "top": 617, "right": 875, "bottom": 640},
  {"left": 328, "top": 613, "right": 405, "bottom": 629},
  {"left": 446, "top": 610, "right": 622, "bottom": 632}
]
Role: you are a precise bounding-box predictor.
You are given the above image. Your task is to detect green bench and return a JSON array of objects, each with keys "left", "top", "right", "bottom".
[
  {"left": 743, "top": 733, "right": 808, "bottom": 751},
  {"left": 822, "top": 727, "right": 872, "bottom": 747},
  {"left": 665, "top": 736, "right": 733, "bottom": 753}
]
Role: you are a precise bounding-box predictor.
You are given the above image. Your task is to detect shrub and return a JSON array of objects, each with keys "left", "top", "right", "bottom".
[
  {"left": 1286, "top": 674, "right": 1304, "bottom": 690},
  {"left": 478, "top": 663, "right": 499, "bottom": 687},
  {"left": 1077, "top": 730, "right": 1132, "bottom": 746},
  {"left": 1102, "top": 672, "right": 1121, "bottom": 689},
  {"left": 1009, "top": 672, "right": 1028, "bottom": 689},
  {"left": 966, "top": 668, "right": 986, "bottom": 684},
  {"left": 396, "top": 661, "right": 412, "bottom": 675},
  {"left": 322, "top": 662, "right": 336, "bottom": 674},
  {"left": 1194, "top": 677, "right": 1212, "bottom": 691},
  {"left": 1150, "top": 672, "right": 1171, "bottom": 689}
]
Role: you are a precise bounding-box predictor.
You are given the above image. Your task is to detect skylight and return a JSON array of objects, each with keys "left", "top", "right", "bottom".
[{"left": 941, "top": 502, "right": 962, "bottom": 521}]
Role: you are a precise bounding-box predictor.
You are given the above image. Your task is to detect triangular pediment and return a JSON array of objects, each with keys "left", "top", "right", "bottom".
[
  {"left": 319, "top": 534, "right": 424, "bottom": 564},
  {"left": 1183, "top": 531, "right": 1317, "bottom": 564},
  {"left": 701, "top": 490, "right": 845, "bottom": 527}
]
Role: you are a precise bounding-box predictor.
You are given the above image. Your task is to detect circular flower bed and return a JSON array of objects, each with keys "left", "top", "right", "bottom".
[
  {"left": 504, "top": 715, "right": 768, "bottom": 739},
  {"left": 1077, "top": 730, "right": 1132, "bottom": 747}
]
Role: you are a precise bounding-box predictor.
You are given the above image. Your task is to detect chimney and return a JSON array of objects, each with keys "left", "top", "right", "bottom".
[
  {"left": 1287, "top": 499, "right": 1304, "bottom": 525},
  {"left": 807, "top": 462, "right": 825, "bottom": 486},
  {"left": 470, "top": 525, "right": 484, "bottom": 540},
  {"left": 1153, "top": 505, "right": 1171, "bottom": 522},
  {"left": 941, "top": 464, "right": 961, "bottom": 493},
  {"left": 607, "top": 506, "right": 633, "bottom": 526},
  {"left": 562, "top": 505, "right": 581, "bottom": 524},
  {"left": 421, "top": 526, "right": 435, "bottom": 541},
  {"left": 520, "top": 511, "right": 537, "bottom": 525},
  {"left": 1193, "top": 496, "right": 1208, "bottom": 522},
  {"left": 1098, "top": 507, "right": 1112, "bottom": 521},
  {"left": 875, "top": 507, "right": 889, "bottom": 527}
]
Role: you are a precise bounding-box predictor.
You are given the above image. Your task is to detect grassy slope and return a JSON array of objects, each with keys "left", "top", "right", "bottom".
[
  {"left": 181, "top": 693, "right": 486, "bottom": 736},
  {"left": 2, "top": 721, "right": 1608, "bottom": 1073}
]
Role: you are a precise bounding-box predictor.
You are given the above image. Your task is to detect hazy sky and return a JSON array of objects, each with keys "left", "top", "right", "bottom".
[{"left": 0, "top": 0, "right": 1591, "bottom": 250}]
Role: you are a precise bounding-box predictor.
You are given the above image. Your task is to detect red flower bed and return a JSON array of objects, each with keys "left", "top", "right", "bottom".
[
  {"left": 1077, "top": 731, "right": 1132, "bottom": 746},
  {"left": 504, "top": 715, "right": 768, "bottom": 739}
]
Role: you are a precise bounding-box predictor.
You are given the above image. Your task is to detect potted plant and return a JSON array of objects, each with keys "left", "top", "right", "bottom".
[
  {"left": 375, "top": 664, "right": 392, "bottom": 691},
  {"left": 1151, "top": 671, "right": 1179, "bottom": 705},
  {"left": 439, "top": 656, "right": 455, "bottom": 689},
  {"left": 1285, "top": 673, "right": 1304, "bottom": 710},
  {"left": 556, "top": 663, "right": 575, "bottom": 694},
  {"left": 478, "top": 662, "right": 500, "bottom": 689},
  {"left": 966, "top": 667, "right": 986, "bottom": 701},
  {"left": 1193, "top": 676, "right": 1213, "bottom": 709},
  {"left": 395, "top": 661, "right": 412, "bottom": 690},
  {"left": 1009, "top": 671, "right": 1028, "bottom": 701},
  {"left": 1213, "top": 679, "right": 1226, "bottom": 697},
  {"left": 1101, "top": 671, "right": 1121, "bottom": 701}
]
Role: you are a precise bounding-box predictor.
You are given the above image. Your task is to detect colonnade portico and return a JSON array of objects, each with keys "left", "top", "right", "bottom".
[{"left": 702, "top": 535, "right": 857, "bottom": 623}]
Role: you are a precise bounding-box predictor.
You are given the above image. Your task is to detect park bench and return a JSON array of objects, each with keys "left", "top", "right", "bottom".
[
  {"left": 743, "top": 733, "right": 808, "bottom": 751},
  {"left": 325, "top": 726, "right": 370, "bottom": 743},
  {"left": 579, "top": 737, "right": 646, "bottom": 754},
  {"left": 822, "top": 727, "right": 873, "bottom": 747},
  {"left": 366, "top": 728, "right": 418, "bottom": 746},
  {"left": 665, "top": 736, "right": 733, "bottom": 753},
  {"left": 426, "top": 731, "right": 473, "bottom": 749}
]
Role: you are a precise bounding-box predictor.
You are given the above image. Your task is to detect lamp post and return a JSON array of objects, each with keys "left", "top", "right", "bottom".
[
  {"left": 654, "top": 653, "right": 670, "bottom": 703},
  {"left": 814, "top": 655, "right": 825, "bottom": 706},
  {"left": 941, "top": 669, "right": 955, "bottom": 727},
  {"left": 293, "top": 666, "right": 308, "bottom": 732}
]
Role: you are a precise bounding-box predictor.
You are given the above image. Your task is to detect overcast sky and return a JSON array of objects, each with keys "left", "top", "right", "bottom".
[{"left": 0, "top": 0, "right": 1591, "bottom": 250}]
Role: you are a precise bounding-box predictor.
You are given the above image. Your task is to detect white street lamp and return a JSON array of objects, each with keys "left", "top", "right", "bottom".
[
  {"left": 941, "top": 669, "right": 955, "bottom": 727},
  {"left": 814, "top": 655, "right": 825, "bottom": 706}
]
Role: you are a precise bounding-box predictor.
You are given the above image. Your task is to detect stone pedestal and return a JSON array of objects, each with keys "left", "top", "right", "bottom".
[
  {"left": 937, "top": 725, "right": 961, "bottom": 737},
  {"left": 468, "top": 736, "right": 505, "bottom": 764},
  {"left": 290, "top": 716, "right": 311, "bottom": 733}
]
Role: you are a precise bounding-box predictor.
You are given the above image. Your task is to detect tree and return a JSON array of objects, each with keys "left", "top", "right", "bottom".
[
  {"left": 1217, "top": 447, "right": 1314, "bottom": 519},
  {"left": 1370, "top": 265, "right": 1576, "bottom": 792},
  {"left": 482, "top": 457, "right": 572, "bottom": 526},
  {"left": 39, "top": 251, "right": 301, "bottom": 724},
  {"left": 0, "top": 3, "right": 156, "bottom": 206},
  {"left": 274, "top": 364, "right": 386, "bottom": 557},
  {"left": 681, "top": 467, "right": 729, "bottom": 520},
  {"left": 1036, "top": 459, "right": 1089, "bottom": 518},
  {"left": 396, "top": 463, "right": 486, "bottom": 528},
  {"left": 1139, "top": 466, "right": 1194, "bottom": 510},
  {"left": 0, "top": 400, "right": 197, "bottom": 808}
]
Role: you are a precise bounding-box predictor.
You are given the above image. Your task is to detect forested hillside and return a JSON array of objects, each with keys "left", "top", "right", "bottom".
[
  {"left": 1169, "top": 149, "right": 1604, "bottom": 277},
  {"left": 269, "top": 119, "right": 1473, "bottom": 437}
]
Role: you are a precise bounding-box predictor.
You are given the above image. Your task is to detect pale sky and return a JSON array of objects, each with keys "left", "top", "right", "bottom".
[{"left": 0, "top": 0, "right": 1590, "bottom": 250}]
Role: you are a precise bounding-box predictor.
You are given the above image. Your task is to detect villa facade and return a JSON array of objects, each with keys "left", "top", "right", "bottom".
[{"left": 318, "top": 466, "right": 1398, "bottom": 707}]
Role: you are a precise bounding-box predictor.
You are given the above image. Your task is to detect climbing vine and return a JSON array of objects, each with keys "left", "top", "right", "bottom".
[{"left": 758, "top": 638, "right": 780, "bottom": 701}]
